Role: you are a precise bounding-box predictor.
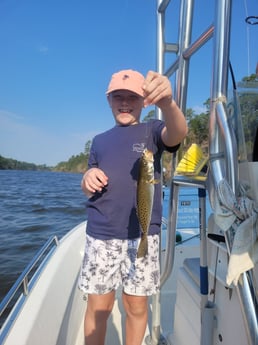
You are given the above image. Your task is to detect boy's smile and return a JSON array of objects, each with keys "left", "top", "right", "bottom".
[{"left": 108, "top": 90, "right": 144, "bottom": 126}]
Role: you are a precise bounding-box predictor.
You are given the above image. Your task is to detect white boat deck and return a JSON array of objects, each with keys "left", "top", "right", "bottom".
[
  {"left": 1, "top": 215, "right": 257, "bottom": 345},
  {"left": 0, "top": 221, "right": 200, "bottom": 345}
]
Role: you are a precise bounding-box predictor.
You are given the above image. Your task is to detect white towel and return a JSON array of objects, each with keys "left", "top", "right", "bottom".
[{"left": 214, "top": 179, "right": 258, "bottom": 286}]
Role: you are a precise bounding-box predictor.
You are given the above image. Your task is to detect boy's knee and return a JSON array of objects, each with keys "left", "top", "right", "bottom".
[{"left": 123, "top": 294, "right": 148, "bottom": 317}]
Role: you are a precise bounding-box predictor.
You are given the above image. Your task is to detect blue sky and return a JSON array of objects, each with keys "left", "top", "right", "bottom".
[{"left": 0, "top": 0, "right": 257, "bottom": 166}]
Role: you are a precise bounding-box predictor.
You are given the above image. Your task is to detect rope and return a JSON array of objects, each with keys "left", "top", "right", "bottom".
[{"left": 211, "top": 95, "right": 227, "bottom": 104}]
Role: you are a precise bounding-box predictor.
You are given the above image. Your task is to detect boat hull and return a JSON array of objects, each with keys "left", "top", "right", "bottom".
[{"left": 0, "top": 222, "right": 87, "bottom": 345}]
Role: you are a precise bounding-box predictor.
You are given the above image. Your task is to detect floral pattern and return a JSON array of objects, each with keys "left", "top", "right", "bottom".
[{"left": 78, "top": 234, "right": 160, "bottom": 296}]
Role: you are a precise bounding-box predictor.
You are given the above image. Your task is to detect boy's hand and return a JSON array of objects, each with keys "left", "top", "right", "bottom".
[
  {"left": 142, "top": 71, "right": 173, "bottom": 108},
  {"left": 81, "top": 168, "right": 108, "bottom": 196}
]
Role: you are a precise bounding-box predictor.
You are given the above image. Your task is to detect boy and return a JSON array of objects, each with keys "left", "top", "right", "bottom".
[{"left": 79, "top": 69, "right": 187, "bottom": 345}]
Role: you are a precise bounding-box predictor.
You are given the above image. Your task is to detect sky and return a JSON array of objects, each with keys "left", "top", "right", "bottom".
[{"left": 0, "top": 0, "right": 257, "bottom": 166}]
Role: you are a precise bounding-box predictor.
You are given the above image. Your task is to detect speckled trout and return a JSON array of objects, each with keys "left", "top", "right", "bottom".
[{"left": 137, "top": 149, "right": 159, "bottom": 258}]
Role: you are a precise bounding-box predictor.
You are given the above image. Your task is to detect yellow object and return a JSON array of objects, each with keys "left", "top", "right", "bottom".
[{"left": 175, "top": 143, "right": 208, "bottom": 176}]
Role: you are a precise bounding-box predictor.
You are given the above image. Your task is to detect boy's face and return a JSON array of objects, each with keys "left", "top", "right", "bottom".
[{"left": 107, "top": 90, "right": 144, "bottom": 126}]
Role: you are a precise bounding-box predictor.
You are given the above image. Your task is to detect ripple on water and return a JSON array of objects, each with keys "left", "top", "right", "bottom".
[{"left": 0, "top": 170, "right": 87, "bottom": 308}]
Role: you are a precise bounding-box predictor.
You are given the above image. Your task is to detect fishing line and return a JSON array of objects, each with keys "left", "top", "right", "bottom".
[
  {"left": 144, "top": 117, "right": 152, "bottom": 151},
  {"left": 243, "top": 0, "right": 251, "bottom": 76},
  {"left": 243, "top": 2, "right": 258, "bottom": 306},
  {"left": 243, "top": 0, "right": 258, "bottom": 75}
]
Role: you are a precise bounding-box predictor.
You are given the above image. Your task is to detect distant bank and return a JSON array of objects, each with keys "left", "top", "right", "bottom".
[{"left": 0, "top": 152, "right": 88, "bottom": 173}]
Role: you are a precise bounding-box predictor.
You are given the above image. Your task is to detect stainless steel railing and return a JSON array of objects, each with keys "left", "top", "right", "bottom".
[
  {"left": 152, "top": 0, "right": 258, "bottom": 344},
  {"left": 0, "top": 235, "right": 59, "bottom": 320}
]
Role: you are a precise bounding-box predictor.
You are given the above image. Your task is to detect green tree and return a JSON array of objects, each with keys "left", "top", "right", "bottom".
[
  {"left": 142, "top": 110, "right": 155, "bottom": 122},
  {"left": 188, "top": 112, "right": 209, "bottom": 146},
  {"left": 184, "top": 101, "right": 209, "bottom": 154},
  {"left": 0, "top": 155, "right": 47, "bottom": 171},
  {"left": 84, "top": 140, "right": 92, "bottom": 156},
  {"left": 237, "top": 76, "right": 258, "bottom": 161},
  {"left": 185, "top": 108, "right": 195, "bottom": 123}
]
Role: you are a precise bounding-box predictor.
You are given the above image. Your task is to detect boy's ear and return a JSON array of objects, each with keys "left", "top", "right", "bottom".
[{"left": 107, "top": 94, "right": 112, "bottom": 107}]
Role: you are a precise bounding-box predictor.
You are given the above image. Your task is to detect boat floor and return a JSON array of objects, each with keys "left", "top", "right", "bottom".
[{"left": 0, "top": 222, "right": 200, "bottom": 345}]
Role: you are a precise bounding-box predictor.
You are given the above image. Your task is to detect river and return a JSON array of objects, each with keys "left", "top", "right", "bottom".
[{"left": 0, "top": 170, "right": 87, "bottom": 303}]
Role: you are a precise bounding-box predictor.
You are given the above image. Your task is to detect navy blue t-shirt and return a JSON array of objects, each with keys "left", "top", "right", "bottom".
[{"left": 86, "top": 119, "right": 179, "bottom": 240}]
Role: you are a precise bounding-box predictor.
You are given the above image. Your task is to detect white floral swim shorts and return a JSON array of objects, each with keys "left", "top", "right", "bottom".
[{"left": 78, "top": 234, "right": 160, "bottom": 296}]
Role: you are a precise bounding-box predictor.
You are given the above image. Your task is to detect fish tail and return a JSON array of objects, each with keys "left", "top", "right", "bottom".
[{"left": 137, "top": 236, "right": 148, "bottom": 258}]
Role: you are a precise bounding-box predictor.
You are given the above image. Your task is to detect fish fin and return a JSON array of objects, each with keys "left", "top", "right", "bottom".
[
  {"left": 145, "top": 178, "right": 160, "bottom": 185},
  {"left": 137, "top": 236, "right": 148, "bottom": 258}
]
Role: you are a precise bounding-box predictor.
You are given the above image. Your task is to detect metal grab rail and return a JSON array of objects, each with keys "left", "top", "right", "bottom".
[
  {"left": 152, "top": 0, "right": 214, "bottom": 343},
  {"left": 211, "top": 99, "right": 258, "bottom": 343},
  {"left": 0, "top": 235, "right": 59, "bottom": 319},
  {"left": 209, "top": 1, "right": 258, "bottom": 343},
  {"left": 160, "top": 175, "right": 207, "bottom": 287},
  {"left": 153, "top": 0, "right": 258, "bottom": 344}
]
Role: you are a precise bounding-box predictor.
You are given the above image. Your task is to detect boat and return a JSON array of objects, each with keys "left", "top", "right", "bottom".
[{"left": 1, "top": 0, "right": 258, "bottom": 344}]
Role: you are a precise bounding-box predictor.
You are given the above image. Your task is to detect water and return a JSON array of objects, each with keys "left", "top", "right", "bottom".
[{"left": 0, "top": 170, "right": 87, "bottom": 303}]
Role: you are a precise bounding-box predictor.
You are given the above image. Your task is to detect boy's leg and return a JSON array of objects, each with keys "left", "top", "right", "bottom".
[
  {"left": 84, "top": 291, "right": 115, "bottom": 345},
  {"left": 122, "top": 292, "right": 148, "bottom": 345},
  {"left": 121, "top": 235, "right": 160, "bottom": 345}
]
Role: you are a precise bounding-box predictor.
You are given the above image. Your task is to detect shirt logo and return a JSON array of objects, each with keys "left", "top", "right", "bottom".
[{"left": 132, "top": 143, "right": 145, "bottom": 153}]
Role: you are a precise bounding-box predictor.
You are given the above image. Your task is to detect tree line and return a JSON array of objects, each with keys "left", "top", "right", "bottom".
[{"left": 0, "top": 155, "right": 49, "bottom": 171}]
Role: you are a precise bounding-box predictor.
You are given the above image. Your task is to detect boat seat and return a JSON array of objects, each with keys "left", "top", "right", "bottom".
[{"left": 183, "top": 257, "right": 200, "bottom": 287}]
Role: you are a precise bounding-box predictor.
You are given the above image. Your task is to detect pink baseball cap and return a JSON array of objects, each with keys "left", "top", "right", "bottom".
[{"left": 106, "top": 69, "right": 145, "bottom": 97}]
